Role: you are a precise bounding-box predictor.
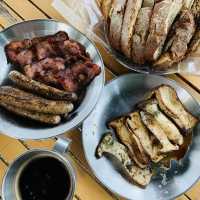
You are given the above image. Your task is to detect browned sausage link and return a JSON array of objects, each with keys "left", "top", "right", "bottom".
[
  {"left": 0, "top": 86, "right": 74, "bottom": 114},
  {"left": 9, "top": 71, "right": 78, "bottom": 101},
  {"left": 0, "top": 102, "right": 61, "bottom": 124}
]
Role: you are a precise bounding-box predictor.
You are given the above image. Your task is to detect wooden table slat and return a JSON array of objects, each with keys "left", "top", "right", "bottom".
[
  {"left": 28, "top": 0, "right": 65, "bottom": 21},
  {"left": 4, "top": 0, "right": 47, "bottom": 20}
]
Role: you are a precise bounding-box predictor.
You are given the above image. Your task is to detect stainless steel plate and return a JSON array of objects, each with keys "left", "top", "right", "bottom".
[
  {"left": 0, "top": 19, "right": 105, "bottom": 140},
  {"left": 82, "top": 74, "right": 200, "bottom": 200}
]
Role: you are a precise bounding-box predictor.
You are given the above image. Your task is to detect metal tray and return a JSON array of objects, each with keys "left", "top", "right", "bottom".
[
  {"left": 82, "top": 74, "right": 200, "bottom": 200},
  {"left": 0, "top": 19, "right": 105, "bottom": 140}
]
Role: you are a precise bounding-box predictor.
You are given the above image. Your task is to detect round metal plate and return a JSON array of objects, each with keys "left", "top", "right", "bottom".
[
  {"left": 0, "top": 19, "right": 105, "bottom": 140},
  {"left": 82, "top": 74, "right": 200, "bottom": 200}
]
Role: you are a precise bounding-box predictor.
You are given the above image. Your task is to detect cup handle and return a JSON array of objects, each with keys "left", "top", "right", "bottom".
[{"left": 53, "top": 136, "right": 71, "bottom": 154}]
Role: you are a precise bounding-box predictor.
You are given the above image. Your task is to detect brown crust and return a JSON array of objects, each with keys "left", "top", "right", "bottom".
[
  {"left": 109, "top": 118, "right": 149, "bottom": 168},
  {"left": 120, "top": 0, "right": 143, "bottom": 58},
  {"left": 0, "top": 86, "right": 73, "bottom": 115},
  {"left": 0, "top": 102, "right": 61, "bottom": 124},
  {"left": 108, "top": 0, "right": 127, "bottom": 50}
]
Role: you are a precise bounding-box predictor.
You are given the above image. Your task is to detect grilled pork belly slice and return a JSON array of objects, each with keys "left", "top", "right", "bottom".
[
  {"left": 132, "top": 7, "right": 152, "bottom": 64},
  {"left": 138, "top": 99, "right": 184, "bottom": 145},
  {"left": 96, "top": 133, "right": 152, "bottom": 187},
  {"left": 120, "top": 0, "right": 143, "bottom": 58},
  {"left": 153, "top": 9, "right": 195, "bottom": 69},
  {"left": 126, "top": 112, "right": 154, "bottom": 159},
  {"left": 145, "top": 0, "right": 183, "bottom": 61},
  {"left": 140, "top": 111, "right": 179, "bottom": 153},
  {"left": 154, "top": 85, "right": 199, "bottom": 133},
  {"left": 109, "top": 117, "right": 149, "bottom": 168},
  {"left": 108, "top": 0, "right": 127, "bottom": 50}
]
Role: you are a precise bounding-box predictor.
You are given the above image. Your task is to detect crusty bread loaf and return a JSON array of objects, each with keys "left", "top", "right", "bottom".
[
  {"left": 154, "top": 9, "right": 195, "bottom": 69},
  {"left": 144, "top": 0, "right": 183, "bottom": 62},
  {"left": 120, "top": 0, "right": 143, "bottom": 58},
  {"left": 108, "top": 0, "right": 127, "bottom": 51},
  {"left": 132, "top": 7, "right": 152, "bottom": 64},
  {"left": 101, "top": 0, "right": 113, "bottom": 19}
]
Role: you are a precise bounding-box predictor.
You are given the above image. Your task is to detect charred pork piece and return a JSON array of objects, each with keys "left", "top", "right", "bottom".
[
  {"left": 57, "top": 61, "right": 101, "bottom": 92},
  {"left": 58, "top": 39, "right": 90, "bottom": 64},
  {"left": 138, "top": 99, "right": 184, "bottom": 145},
  {"left": 109, "top": 117, "right": 149, "bottom": 168},
  {"left": 155, "top": 85, "right": 199, "bottom": 133},
  {"left": 5, "top": 39, "right": 33, "bottom": 65},
  {"left": 96, "top": 133, "right": 152, "bottom": 187},
  {"left": 24, "top": 57, "right": 66, "bottom": 85},
  {"left": 9, "top": 71, "right": 77, "bottom": 101},
  {"left": 140, "top": 111, "right": 179, "bottom": 153},
  {"left": 0, "top": 102, "right": 61, "bottom": 125},
  {"left": 0, "top": 86, "right": 73, "bottom": 115},
  {"left": 35, "top": 40, "right": 57, "bottom": 60}
]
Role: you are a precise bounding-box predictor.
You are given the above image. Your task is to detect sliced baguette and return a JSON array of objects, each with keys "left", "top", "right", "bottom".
[
  {"left": 108, "top": 0, "right": 127, "bottom": 50},
  {"left": 145, "top": 0, "right": 183, "bottom": 61},
  {"left": 153, "top": 9, "right": 195, "bottom": 69},
  {"left": 191, "top": 0, "right": 200, "bottom": 20},
  {"left": 101, "top": 0, "right": 113, "bottom": 20},
  {"left": 132, "top": 7, "right": 152, "bottom": 64},
  {"left": 120, "top": 0, "right": 143, "bottom": 58}
]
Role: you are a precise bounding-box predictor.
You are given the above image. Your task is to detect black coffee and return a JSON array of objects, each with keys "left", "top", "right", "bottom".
[{"left": 18, "top": 156, "right": 71, "bottom": 200}]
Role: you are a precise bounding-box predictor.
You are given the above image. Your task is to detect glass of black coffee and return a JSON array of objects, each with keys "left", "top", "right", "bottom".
[{"left": 17, "top": 156, "right": 71, "bottom": 200}]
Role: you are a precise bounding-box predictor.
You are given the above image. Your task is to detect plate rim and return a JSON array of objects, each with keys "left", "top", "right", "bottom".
[
  {"left": 82, "top": 73, "right": 200, "bottom": 200},
  {"left": 0, "top": 19, "right": 105, "bottom": 140}
]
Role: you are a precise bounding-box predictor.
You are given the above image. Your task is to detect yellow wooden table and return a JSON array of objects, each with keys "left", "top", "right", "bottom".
[{"left": 0, "top": 1, "right": 199, "bottom": 200}]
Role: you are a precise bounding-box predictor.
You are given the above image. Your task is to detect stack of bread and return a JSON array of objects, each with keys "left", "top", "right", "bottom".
[{"left": 98, "top": 0, "right": 200, "bottom": 70}]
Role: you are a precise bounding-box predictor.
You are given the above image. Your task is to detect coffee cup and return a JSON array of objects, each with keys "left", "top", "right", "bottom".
[{"left": 1, "top": 137, "right": 76, "bottom": 200}]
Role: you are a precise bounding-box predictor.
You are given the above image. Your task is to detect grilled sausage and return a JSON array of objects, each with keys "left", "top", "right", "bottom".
[
  {"left": 0, "top": 86, "right": 73, "bottom": 114},
  {"left": 9, "top": 71, "right": 78, "bottom": 101},
  {"left": 0, "top": 102, "right": 61, "bottom": 124}
]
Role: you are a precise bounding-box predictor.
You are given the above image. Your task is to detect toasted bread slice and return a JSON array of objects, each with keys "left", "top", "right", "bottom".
[
  {"left": 101, "top": 0, "right": 113, "bottom": 20},
  {"left": 126, "top": 112, "right": 154, "bottom": 158},
  {"left": 109, "top": 117, "right": 149, "bottom": 168},
  {"left": 154, "top": 85, "right": 199, "bottom": 133},
  {"left": 132, "top": 7, "right": 152, "bottom": 64},
  {"left": 145, "top": 0, "right": 183, "bottom": 61},
  {"left": 138, "top": 99, "right": 184, "bottom": 145},
  {"left": 120, "top": 0, "right": 143, "bottom": 58},
  {"left": 108, "top": 0, "right": 127, "bottom": 50},
  {"left": 96, "top": 133, "right": 152, "bottom": 187},
  {"left": 140, "top": 111, "right": 179, "bottom": 153},
  {"left": 153, "top": 9, "right": 195, "bottom": 69}
]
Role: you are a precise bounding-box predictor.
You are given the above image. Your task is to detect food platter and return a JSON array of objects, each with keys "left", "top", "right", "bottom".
[
  {"left": 82, "top": 74, "right": 200, "bottom": 200},
  {"left": 0, "top": 19, "right": 105, "bottom": 140}
]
